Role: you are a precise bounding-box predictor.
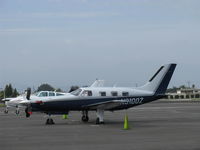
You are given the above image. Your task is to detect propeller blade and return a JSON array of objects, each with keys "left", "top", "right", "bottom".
[{"left": 26, "top": 88, "right": 31, "bottom": 100}]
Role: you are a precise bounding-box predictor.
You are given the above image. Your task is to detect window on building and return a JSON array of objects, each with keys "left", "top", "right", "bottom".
[
  {"left": 99, "top": 92, "right": 106, "bottom": 96},
  {"left": 111, "top": 91, "right": 118, "bottom": 96},
  {"left": 175, "top": 95, "right": 179, "bottom": 99},
  {"left": 122, "top": 92, "right": 129, "bottom": 97},
  {"left": 186, "top": 95, "right": 189, "bottom": 99},
  {"left": 195, "top": 94, "right": 200, "bottom": 98},
  {"left": 191, "top": 95, "right": 194, "bottom": 99}
]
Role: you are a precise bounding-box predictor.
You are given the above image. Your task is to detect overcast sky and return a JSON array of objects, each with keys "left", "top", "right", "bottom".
[{"left": 0, "top": 0, "right": 200, "bottom": 91}]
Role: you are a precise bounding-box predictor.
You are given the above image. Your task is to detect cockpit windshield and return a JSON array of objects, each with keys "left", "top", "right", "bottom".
[
  {"left": 70, "top": 89, "right": 82, "bottom": 96},
  {"left": 38, "top": 91, "right": 48, "bottom": 97}
]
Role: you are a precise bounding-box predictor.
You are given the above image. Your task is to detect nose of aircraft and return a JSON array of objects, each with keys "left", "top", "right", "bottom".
[{"left": 19, "top": 100, "right": 30, "bottom": 106}]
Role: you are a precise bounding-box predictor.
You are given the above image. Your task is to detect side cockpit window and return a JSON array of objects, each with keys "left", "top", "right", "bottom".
[{"left": 82, "top": 90, "right": 92, "bottom": 96}]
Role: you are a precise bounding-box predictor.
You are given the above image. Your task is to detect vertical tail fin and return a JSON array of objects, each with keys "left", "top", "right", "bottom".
[{"left": 138, "top": 64, "right": 177, "bottom": 95}]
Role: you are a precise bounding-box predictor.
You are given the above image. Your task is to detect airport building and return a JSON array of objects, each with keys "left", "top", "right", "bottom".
[{"left": 167, "top": 88, "right": 200, "bottom": 99}]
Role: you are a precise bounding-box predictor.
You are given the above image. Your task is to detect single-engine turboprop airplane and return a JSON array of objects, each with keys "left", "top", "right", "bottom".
[{"left": 20, "top": 63, "right": 176, "bottom": 125}]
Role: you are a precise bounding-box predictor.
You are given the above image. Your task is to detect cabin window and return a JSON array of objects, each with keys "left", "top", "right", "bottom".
[
  {"left": 56, "top": 93, "right": 64, "bottom": 96},
  {"left": 111, "top": 91, "right": 118, "bottom": 96},
  {"left": 82, "top": 90, "right": 92, "bottom": 96},
  {"left": 49, "top": 92, "right": 55, "bottom": 96},
  {"left": 100, "top": 92, "right": 106, "bottom": 96},
  {"left": 122, "top": 92, "right": 129, "bottom": 97}
]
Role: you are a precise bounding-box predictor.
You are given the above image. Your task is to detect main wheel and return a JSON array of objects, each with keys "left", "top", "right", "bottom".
[
  {"left": 96, "top": 118, "right": 104, "bottom": 124},
  {"left": 82, "top": 116, "right": 89, "bottom": 122},
  {"left": 46, "top": 118, "right": 55, "bottom": 125},
  {"left": 96, "top": 118, "right": 100, "bottom": 124},
  {"left": 49, "top": 118, "right": 55, "bottom": 124},
  {"left": 46, "top": 118, "right": 50, "bottom": 124}
]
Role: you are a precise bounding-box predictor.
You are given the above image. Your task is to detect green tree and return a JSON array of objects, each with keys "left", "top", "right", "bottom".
[
  {"left": 37, "top": 84, "right": 55, "bottom": 91},
  {"left": 179, "top": 85, "right": 186, "bottom": 89},
  {"left": 0, "top": 91, "right": 4, "bottom": 100},
  {"left": 68, "top": 86, "right": 79, "bottom": 93},
  {"left": 55, "top": 88, "right": 63, "bottom": 92},
  {"left": 5, "top": 84, "right": 13, "bottom": 97},
  {"left": 12, "top": 88, "right": 19, "bottom": 97}
]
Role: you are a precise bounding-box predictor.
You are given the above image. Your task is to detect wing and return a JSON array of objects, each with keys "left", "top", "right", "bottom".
[
  {"left": 2, "top": 98, "right": 14, "bottom": 102},
  {"left": 83, "top": 100, "right": 123, "bottom": 110}
]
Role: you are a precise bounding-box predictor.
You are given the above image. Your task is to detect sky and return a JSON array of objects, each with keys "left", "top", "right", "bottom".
[{"left": 0, "top": 0, "right": 200, "bottom": 91}]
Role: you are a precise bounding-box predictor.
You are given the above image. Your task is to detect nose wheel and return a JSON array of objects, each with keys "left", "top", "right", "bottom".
[
  {"left": 25, "top": 107, "right": 31, "bottom": 118},
  {"left": 4, "top": 108, "right": 8, "bottom": 114},
  {"left": 82, "top": 110, "right": 89, "bottom": 122},
  {"left": 15, "top": 107, "right": 20, "bottom": 115}
]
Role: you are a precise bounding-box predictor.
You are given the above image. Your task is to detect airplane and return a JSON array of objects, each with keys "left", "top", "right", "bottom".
[
  {"left": 20, "top": 63, "right": 177, "bottom": 125},
  {"left": 2, "top": 91, "right": 67, "bottom": 115}
]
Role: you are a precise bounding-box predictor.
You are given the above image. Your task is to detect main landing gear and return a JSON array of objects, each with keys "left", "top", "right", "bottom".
[
  {"left": 81, "top": 109, "right": 105, "bottom": 124},
  {"left": 96, "top": 109, "right": 104, "bottom": 124},
  {"left": 82, "top": 110, "right": 89, "bottom": 122},
  {"left": 25, "top": 107, "right": 31, "bottom": 118},
  {"left": 46, "top": 115, "right": 55, "bottom": 125}
]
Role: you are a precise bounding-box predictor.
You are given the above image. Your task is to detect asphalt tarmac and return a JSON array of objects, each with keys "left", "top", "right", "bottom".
[{"left": 0, "top": 101, "right": 200, "bottom": 150}]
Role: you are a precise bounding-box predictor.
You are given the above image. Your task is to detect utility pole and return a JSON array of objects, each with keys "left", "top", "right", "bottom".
[{"left": 187, "top": 81, "right": 190, "bottom": 88}]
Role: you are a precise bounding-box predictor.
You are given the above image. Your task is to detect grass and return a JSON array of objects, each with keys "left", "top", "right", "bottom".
[{"left": 0, "top": 103, "right": 5, "bottom": 107}]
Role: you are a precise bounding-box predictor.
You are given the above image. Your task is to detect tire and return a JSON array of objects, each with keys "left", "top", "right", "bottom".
[
  {"left": 26, "top": 112, "right": 30, "bottom": 118},
  {"left": 96, "top": 118, "right": 100, "bottom": 124},
  {"left": 46, "top": 118, "right": 50, "bottom": 125},
  {"left": 82, "top": 116, "right": 89, "bottom": 122},
  {"left": 16, "top": 110, "right": 19, "bottom": 115},
  {"left": 4, "top": 110, "right": 8, "bottom": 114}
]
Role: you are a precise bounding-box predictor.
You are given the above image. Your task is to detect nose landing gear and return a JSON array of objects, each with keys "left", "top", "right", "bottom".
[
  {"left": 15, "top": 106, "right": 20, "bottom": 115},
  {"left": 25, "top": 107, "right": 31, "bottom": 118},
  {"left": 4, "top": 107, "right": 8, "bottom": 114}
]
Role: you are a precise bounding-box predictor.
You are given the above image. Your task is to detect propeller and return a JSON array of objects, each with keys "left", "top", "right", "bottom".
[
  {"left": 24, "top": 87, "right": 32, "bottom": 118},
  {"left": 26, "top": 87, "right": 31, "bottom": 100}
]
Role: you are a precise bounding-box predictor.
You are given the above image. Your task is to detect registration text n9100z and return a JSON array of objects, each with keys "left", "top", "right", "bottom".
[{"left": 121, "top": 97, "right": 144, "bottom": 105}]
